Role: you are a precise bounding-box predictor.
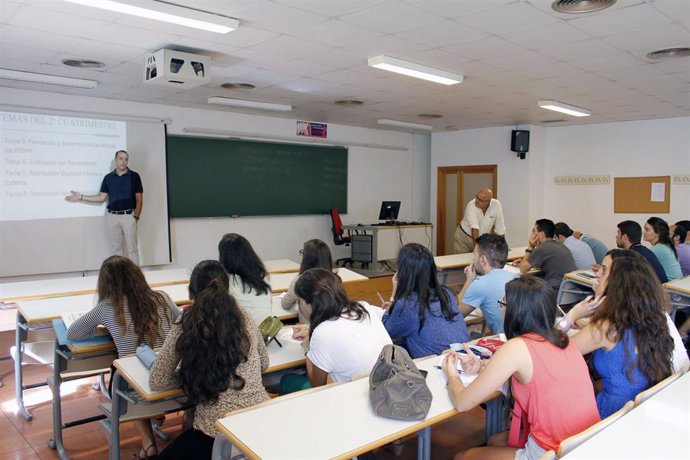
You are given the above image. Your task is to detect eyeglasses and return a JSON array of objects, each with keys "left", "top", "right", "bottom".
[{"left": 498, "top": 299, "right": 507, "bottom": 308}]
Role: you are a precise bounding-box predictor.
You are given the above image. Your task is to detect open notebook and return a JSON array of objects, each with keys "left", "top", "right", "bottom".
[{"left": 61, "top": 311, "right": 108, "bottom": 336}]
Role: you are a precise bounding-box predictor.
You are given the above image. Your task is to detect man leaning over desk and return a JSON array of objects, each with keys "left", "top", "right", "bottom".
[{"left": 454, "top": 188, "right": 506, "bottom": 254}]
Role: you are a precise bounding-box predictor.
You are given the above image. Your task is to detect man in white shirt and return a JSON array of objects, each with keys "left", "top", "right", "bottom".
[{"left": 454, "top": 188, "right": 506, "bottom": 254}]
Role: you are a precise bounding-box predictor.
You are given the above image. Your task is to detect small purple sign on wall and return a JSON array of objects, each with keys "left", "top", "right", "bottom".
[{"left": 296, "top": 120, "right": 327, "bottom": 138}]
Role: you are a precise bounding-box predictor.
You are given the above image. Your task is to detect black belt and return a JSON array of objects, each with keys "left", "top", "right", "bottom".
[{"left": 108, "top": 209, "right": 134, "bottom": 215}]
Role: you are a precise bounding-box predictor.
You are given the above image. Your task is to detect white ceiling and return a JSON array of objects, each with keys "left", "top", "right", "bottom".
[{"left": 1, "top": 0, "right": 689, "bottom": 131}]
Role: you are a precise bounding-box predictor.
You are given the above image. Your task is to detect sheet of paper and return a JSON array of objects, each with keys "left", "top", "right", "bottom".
[
  {"left": 277, "top": 327, "right": 304, "bottom": 344},
  {"left": 651, "top": 182, "right": 665, "bottom": 202},
  {"left": 61, "top": 311, "right": 86, "bottom": 329}
]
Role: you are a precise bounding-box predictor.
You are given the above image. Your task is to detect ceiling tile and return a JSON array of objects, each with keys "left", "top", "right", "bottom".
[
  {"left": 500, "top": 21, "right": 594, "bottom": 50},
  {"left": 272, "top": 0, "right": 389, "bottom": 17},
  {"left": 248, "top": 35, "right": 332, "bottom": 60},
  {"left": 402, "top": 0, "right": 519, "bottom": 19},
  {"left": 394, "top": 19, "right": 488, "bottom": 47},
  {"left": 455, "top": 1, "right": 559, "bottom": 34},
  {"left": 237, "top": 1, "right": 328, "bottom": 34},
  {"left": 602, "top": 24, "right": 690, "bottom": 52},
  {"left": 93, "top": 23, "right": 177, "bottom": 50},
  {"left": 570, "top": 52, "right": 646, "bottom": 72},
  {"left": 194, "top": 26, "right": 280, "bottom": 49},
  {"left": 481, "top": 51, "right": 559, "bottom": 71},
  {"left": 652, "top": 0, "right": 690, "bottom": 26},
  {"left": 442, "top": 36, "right": 528, "bottom": 59},
  {"left": 343, "top": 35, "right": 430, "bottom": 58},
  {"left": 10, "top": 5, "right": 110, "bottom": 38},
  {"left": 301, "top": 48, "right": 366, "bottom": 69},
  {"left": 538, "top": 39, "right": 623, "bottom": 61},
  {"left": 291, "top": 19, "right": 384, "bottom": 47},
  {"left": 340, "top": 0, "right": 443, "bottom": 34},
  {"left": 567, "top": 3, "right": 673, "bottom": 37}
]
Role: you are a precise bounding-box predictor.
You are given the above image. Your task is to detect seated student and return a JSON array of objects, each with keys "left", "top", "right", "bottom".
[
  {"left": 615, "top": 220, "right": 667, "bottom": 283},
  {"left": 67, "top": 255, "right": 181, "bottom": 460},
  {"left": 281, "top": 238, "right": 335, "bottom": 323},
  {"left": 554, "top": 222, "right": 596, "bottom": 270},
  {"left": 293, "top": 268, "right": 391, "bottom": 385},
  {"left": 519, "top": 218, "right": 576, "bottom": 291},
  {"left": 573, "top": 230, "right": 608, "bottom": 264},
  {"left": 561, "top": 252, "right": 674, "bottom": 418},
  {"left": 644, "top": 217, "right": 683, "bottom": 281},
  {"left": 671, "top": 222, "right": 690, "bottom": 276},
  {"left": 150, "top": 260, "right": 269, "bottom": 460},
  {"left": 457, "top": 234, "right": 516, "bottom": 334},
  {"left": 442, "top": 277, "right": 600, "bottom": 460},
  {"left": 218, "top": 233, "right": 272, "bottom": 325},
  {"left": 382, "top": 243, "right": 469, "bottom": 358}
]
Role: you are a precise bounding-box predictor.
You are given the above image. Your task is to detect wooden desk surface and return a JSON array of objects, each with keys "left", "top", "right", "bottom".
[
  {"left": 664, "top": 275, "right": 690, "bottom": 295},
  {"left": 17, "top": 284, "right": 190, "bottom": 325},
  {"left": 270, "top": 268, "right": 367, "bottom": 293},
  {"left": 1, "top": 267, "right": 190, "bottom": 303},
  {"left": 563, "top": 270, "right": 597, "bottom": 287},
  {"left": 112, "top": 327, "right": 305, "bottom": 402},
  {"left": 264, "top": 259, "right": 300, "bottom": 275},
  {"left": 215, "top": 352, "right": 500, "bottom": 460},
  {"left": 566, "top": 371, "right": 690, "bottom": 459},
  {"left": 434, "top": 246, "right": 527, "bottom": 270},
  {"left": 342, "top": 223, "right": 433, "bottom": 231}
]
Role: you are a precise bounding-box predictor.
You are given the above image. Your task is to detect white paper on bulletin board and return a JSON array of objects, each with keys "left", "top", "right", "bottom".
[{"left": 651, "top": 182, "right": 665, "bottom": 202}]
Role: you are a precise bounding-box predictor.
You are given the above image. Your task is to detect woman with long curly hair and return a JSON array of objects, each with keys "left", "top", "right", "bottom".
[
  {"left": 644, "top": 216, "right": 683, "bottom": 280},
  {"left": 563, "top": 250, "right": 674, "bottom": 418},
  {"left": 281, "top": 238, "right": 335, "bottom": 323},
  {"left": 218, "top": 233, "right": 272, "bottom": 325},
  {"left": 150, "top": 260, "right": 269, "bottom": 459},
  {"left": 67, "top": 255, "right": 180, "bottom": 459}
]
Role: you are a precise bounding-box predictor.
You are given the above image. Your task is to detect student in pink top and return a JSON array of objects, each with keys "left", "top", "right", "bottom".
[{"left": 443, "top": 276, "right": 600, "bottom": 460}]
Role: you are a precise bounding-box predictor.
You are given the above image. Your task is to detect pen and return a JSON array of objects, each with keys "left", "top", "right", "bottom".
[
  {"left": 434, "top": 365, "right": 463, "bottom": 374},
  {"left": 376, "top": 292, "right": 386, "bottom": 305}
]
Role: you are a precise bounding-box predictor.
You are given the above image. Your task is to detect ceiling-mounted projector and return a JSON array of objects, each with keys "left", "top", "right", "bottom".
[{"left": 144, "top": 49, "right": 210, "bottom": 88}]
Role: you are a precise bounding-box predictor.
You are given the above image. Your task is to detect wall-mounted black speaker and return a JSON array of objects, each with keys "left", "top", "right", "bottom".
[{"left": 511, "top": 130, "right": 530, "bottom": 159}]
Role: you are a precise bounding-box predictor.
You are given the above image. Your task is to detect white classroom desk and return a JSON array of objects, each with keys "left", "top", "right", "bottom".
[
  {"left": 1, "top": 267, "right": 190, "bottom": 303},
  {"left": 270, "top": 267, "right": 367, "bottom": 293},
  {"left": 105, "top": 332, "right": 305, "bottom": 460},
  {"left": 556, "top": 270, "right": 597, "bottom": 305},
  {"left": 14, "top": 287, "right": 295, "bottom": 421},
  {"left": 264, "top": 259, "right": 300, "bottom": 274},
  {"left": 216, "top": 352, "right": 506, "bottom": 460},
  {"left": 434, "top": 246, "right": 527, "bottom": 286},
  {"left": 664, "top": 275, "right": 690, "bottom": 318},
  {"left": 565, "top": 371, "right": 690, "bottom": 459}
]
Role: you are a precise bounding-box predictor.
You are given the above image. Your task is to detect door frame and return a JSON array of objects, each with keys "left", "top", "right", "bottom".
[{"left": 437, "top": 165, "right": 497, "bottom": 255}]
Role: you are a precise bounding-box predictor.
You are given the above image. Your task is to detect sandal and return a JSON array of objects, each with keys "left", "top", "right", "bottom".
[{"left": 136, "top": 443, "right": 158, "bottom": 459}]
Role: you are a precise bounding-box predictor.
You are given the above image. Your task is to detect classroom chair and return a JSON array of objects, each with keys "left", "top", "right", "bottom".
[
  {"left": 330, "top": 207, "right": 353, "bottom": 267},
  {"left": 633, "top": 371, "right": 683, "bottom": 406},
  {"left": 556, "top": 400, "right": 634, "bottom": 458}
]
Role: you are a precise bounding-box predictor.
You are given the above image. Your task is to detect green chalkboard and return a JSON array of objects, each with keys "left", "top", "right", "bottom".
[{"left": 166, "top": 135, "right": 348, "bottom": 217}]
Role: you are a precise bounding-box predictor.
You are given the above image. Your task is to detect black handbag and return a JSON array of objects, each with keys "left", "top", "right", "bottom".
[{"left": 369, "top": 344, "right": 433, "bottom": 421}]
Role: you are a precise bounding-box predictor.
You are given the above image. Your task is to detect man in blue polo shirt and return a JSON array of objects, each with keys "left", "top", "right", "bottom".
[
  {"left": 457, "top": 234, "right": 516, "bottom": 334},
  {"left": 65, "top": 150, "right": 143, "bottom": 264}
]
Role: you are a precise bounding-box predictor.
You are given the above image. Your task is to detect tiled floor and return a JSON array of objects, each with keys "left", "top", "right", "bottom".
[{"left": 0, "top": 329, "right": 488, "bottom": 460}]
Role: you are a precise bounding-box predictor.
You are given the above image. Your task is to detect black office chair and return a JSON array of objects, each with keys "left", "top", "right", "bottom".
[{"left": 329, "top": 208, "right": 353, "bottom": 267}]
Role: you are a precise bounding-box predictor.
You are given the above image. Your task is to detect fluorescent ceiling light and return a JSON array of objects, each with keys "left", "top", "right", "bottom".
[
  {"left": 377, "top": 119, "right": 433, "bottom": 131},
  {"left": 368, "top": 55, "right": 463, "bottom": 85},
  {"left": 538, "top": 100, "right": 591, "bottom": 117},
  {"left": 208, "top": 97, "right": 292, "bottom": 112},
  {"left": 63, "top": 0, "right": 239, "bottom": 34},
  {"left": 0, "top": 68, "right": 98, "bottom": 89}
]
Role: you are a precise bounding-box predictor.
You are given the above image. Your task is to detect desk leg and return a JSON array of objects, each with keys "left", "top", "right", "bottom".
[
  {"left": 485, "top": 396, "right": 507, "bottom": 440},
  {"left": 109, "top": 372, "right": 123, "bottom": 460},
  {"left": 416, "top": 426, "right": 431, "bottom": 460},
  {"left": 14, "top": 314, "right": 31, "bottom": 421},
  {"left": 47, "top": 344, "right": 69, "bottom": 460}
]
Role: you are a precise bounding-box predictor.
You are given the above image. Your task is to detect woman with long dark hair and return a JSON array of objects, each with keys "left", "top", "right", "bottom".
[
  {"left": 564, "top": 250, "right": 678, "bottom": 417},
  {"left": 294, "top": 268, "right": 391, "bottom": 386},
  {"left": 281, "top": 239, "right": 335, "bottom": 323},
  {"left": 383, "top": 243, "right": 469, "bottom": 358},
  {"left": 150, "top": 260, "right": 269, "bottom": 459},
  {"left": 67, "top": 255, "right": 180, "bottom": 459},
  {"left": 643, "top": 217, "right": 682, "bottom": 280},
  {"left": 218, "top": 233, "right": 272, "bottom": 324},
  {"left": 443, "top": 277, "right": 599, "bottom": 460}
]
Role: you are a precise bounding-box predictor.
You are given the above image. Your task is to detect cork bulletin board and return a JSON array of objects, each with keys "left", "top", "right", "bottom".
[{"left": 614, "top": 176, "right": 670, "bottom": 213}]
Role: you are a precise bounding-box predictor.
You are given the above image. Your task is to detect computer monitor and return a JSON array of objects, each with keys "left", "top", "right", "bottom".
[{"left": 378, "top": 201, "right": 401, "bottom": 222}]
